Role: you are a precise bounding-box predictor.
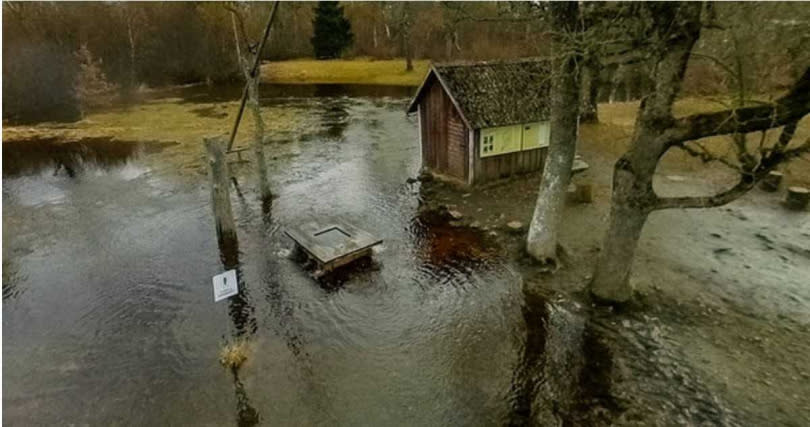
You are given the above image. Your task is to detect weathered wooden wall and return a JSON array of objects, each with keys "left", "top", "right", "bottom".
[
  {"left": 446, "top": 107, "right": 467, "bottom": 179},
  {"left": 418, "top": 76, "right": 546, "bottom": 185},
  {"left": 419, "top": 77, "right": 468, "bottom": 182},
  {"left": 472, "top": 129, "right": 546, "bottom": 184}
]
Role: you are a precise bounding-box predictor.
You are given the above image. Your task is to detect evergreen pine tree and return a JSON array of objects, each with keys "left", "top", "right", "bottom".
[{"left": 311, "top": 1, "right": 354, "bottom": 59}]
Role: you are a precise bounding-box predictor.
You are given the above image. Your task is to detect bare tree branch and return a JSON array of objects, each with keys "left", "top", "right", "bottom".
[
  {"left": 675, "top": 141, "right": 741, "bottom": 171},
  {"left": 656, "top": 176, "right": 757, "bottom": 210},
  {"left": 665, "top": 67, "right": 810, "bottom": 144},
  {"left": 657, "top": 131, "right": 810, "bottom": 210}
]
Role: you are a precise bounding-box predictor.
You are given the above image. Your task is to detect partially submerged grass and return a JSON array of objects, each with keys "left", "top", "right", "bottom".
[
  {"left": 4, "top": 89, "right": 807, "bottom": 186},
  {"left": 261, "top": 57, "right": 430, "bottom": 86},
  {"left": 2, "top": 96, "right": 322, "bottom": 177},
  {"left": 220, "top": 339, "right": 251, "bottom": 371},
  {"left": 3, "top": 98, "right": 316, "bottom": 146}
]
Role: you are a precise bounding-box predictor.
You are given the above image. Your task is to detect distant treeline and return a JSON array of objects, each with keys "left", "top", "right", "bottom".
[{"left": 3, "top": 1, "right": 808, "bottom": 123}]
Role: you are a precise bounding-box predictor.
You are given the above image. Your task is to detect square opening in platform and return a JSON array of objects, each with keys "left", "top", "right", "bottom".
[{"left": 313, "top": 227, "right": 352, "bottom": 247}]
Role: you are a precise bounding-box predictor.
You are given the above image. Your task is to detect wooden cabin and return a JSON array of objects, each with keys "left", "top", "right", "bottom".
[{"left": 407, "top": 58, "right": 552, "bottom": 186}]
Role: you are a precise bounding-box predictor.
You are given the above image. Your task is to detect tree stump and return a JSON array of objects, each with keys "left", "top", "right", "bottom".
[
  {"left": 760, "top": 171, "right": 783, "bottom": 192},
  {"left": 566, "top": 182, "right": 593, "bottom": 204},
  {"left": 785, "top": 187, "right": 809, "bottom": 211},
  {"left": 575, "top": 182, "right": 593, "bottom": 203}
]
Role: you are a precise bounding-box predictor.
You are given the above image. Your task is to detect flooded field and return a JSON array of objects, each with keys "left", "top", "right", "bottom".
[
  {"left": 5, "top": 84, "right": 809, "bottom": 426},
  {"left": 2, "top": 85, "right": 575, "bottom": 425}
]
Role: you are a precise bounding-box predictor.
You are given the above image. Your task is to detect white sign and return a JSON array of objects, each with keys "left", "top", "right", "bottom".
[{"left": 212, "top": 269, "right": 238, "bottom": 302}]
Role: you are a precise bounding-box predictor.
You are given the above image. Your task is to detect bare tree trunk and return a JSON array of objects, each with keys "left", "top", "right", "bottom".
[
  {"left": 372, "top": 25, "right": 378, "bottom": 48},
  {"left": 399, "top": 3, "right": 413, "bottom": 72},
  {"left": 526, "top": 1, "right": 581, "bottom": 265},
  {"left": 231, "top": 13, "right": 243, "bottom": 67},
  {"left": 608, "top": 65, "right": 623, "bottom": 104},
  {"left": 590, "top": 155, "right": 656, "bottom": 302},
  {"left": 579, "top": 57, "right": 600, "bottom": 123},
  {"left": 403, "top": 31, "right": 413, "bottom": 71},
  {"left": 127, "top": 18, "right": 136, "bottom": 91},
  {"left": 590, "top": 3, "right": 703, "bottom": 303},
  {"left": 588, "top": 4, "right": 810, "bottom": 305}
]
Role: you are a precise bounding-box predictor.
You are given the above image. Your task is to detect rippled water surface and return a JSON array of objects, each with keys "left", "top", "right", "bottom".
[{"left": 3, "top": 86, "right": 530, "bottom": 425}]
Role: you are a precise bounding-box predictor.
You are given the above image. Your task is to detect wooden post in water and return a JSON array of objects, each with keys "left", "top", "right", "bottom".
[
  {"left": 246, "top": 76, "right": 272, "bottom": 204},
  {"left": 205, "top": 137, "right": 238, "bottom": 252}
]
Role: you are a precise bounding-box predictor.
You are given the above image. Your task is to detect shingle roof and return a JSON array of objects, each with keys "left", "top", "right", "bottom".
[{"left": 407, "top": 57, "right": 551, "bottom": 129}]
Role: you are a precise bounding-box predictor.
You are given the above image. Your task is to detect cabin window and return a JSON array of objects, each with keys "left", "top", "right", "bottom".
[
  {"left": 480, "top": 125, "right": 522, "bottom": 158},
  {"left": 482, "top": 135, "right": 494, "bottom": 153}
]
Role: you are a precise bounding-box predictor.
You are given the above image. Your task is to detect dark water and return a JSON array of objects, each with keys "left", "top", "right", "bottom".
[{"left": 2, "top": 86, "right": 582, "bottom": 425}]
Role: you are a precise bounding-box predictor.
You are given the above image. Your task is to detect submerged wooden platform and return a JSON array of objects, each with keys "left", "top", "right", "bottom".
[{"left": 285, "top": 219, "right": 382, "bottom": 276}]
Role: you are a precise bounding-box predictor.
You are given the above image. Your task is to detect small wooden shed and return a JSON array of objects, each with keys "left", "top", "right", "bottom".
[{"left": 407, "top": 58, "right": 552, "bottom": 186}]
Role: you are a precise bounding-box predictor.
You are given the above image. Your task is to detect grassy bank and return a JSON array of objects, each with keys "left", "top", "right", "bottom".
[{"left": 261, "top": 58, "right": 430, "bottom": 86}]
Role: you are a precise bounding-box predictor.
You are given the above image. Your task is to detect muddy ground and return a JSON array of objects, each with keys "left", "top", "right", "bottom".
[{"left": 419, "top": 118, "right": 810, "bottom": 426}]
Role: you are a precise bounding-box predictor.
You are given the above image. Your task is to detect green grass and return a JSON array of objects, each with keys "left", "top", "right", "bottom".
[{"left": 261, "top": 57, "right": 430, "bottom": 86}]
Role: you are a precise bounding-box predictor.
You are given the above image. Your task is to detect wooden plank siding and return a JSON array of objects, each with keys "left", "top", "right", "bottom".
[
  {"left": 418, "top": 76, "right": 468, "bottom": 182},
  {"left": 447, "top": 108, "right": 467, "bottom": 179},
  {"left": 471, "top": 129, "right": 547, "bottom": 184}
]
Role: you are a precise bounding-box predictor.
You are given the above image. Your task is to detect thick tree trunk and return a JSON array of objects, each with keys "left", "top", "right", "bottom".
[
  {"left": 590, "top": 3, "right": 703, "bottom": 303},
  {"left": 579, "top": 58, "right": 600, "bottom": 123},
  {"left": 588, "top": 4, "right": 809, "bottom": 305},
  {"left": 590, "top": 159, "right": 652, "bottom": 302},
  {"left": 526, "top": 1, "right": 581, "bottom": 264}
]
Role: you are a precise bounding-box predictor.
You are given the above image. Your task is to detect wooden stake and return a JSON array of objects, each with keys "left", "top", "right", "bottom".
[
  {"left": 785, "top": 186, "right": 809, "bottom": 211},
  {"left": 205, "top": 137, "right": 238, "bottom": 248}
]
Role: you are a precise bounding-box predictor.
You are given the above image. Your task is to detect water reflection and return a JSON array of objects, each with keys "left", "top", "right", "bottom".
[
  {"left": 317, "top": 96, "right": 351, "bottom": 140},
  {"left": 507, "top": 290, "right": 628, "bottom": 425},
  {"left": 2, "top": 258, "right": 24, "bottom": 300},
  {"left": 411, "top": 209, "right": 494, "bottom": 267},
  {"left": 232, "top": 370, "right": 261, "bottom": 427},
  {"left": 508, "top": 292, "right": 550, "bottom": 426},
  {"left": 218, "top": 242, "right": 261, "bottom": 426},
  {"left": 154, "top": 83, "right": 414, "bottom": 105},
  {"left": 3, "top": 137, "right": 136, "bottom": 177},
  {"left": 2, "top": 137, "right": 177, "bottom": 178}
]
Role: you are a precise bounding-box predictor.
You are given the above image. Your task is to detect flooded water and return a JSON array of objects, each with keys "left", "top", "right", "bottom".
[
  {"left": 2, "top": 85, "right": 583, "bottom": 425},
  {"left": 137, "top": 82, "right": 416, "bottom": 106}
]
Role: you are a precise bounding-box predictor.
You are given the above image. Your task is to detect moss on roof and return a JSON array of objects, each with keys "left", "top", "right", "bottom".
[{"left": 408, "top": 57, "right": 552, "bottom": 129}]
